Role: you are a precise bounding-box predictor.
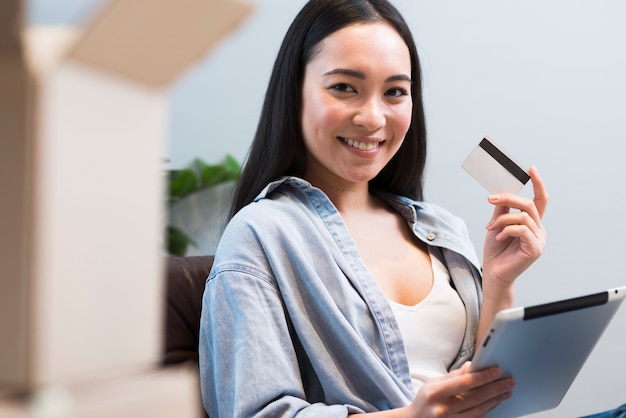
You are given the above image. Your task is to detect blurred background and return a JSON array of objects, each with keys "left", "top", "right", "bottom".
[{"left": 27, "top": 0, "right": 626, "bottom": 416}]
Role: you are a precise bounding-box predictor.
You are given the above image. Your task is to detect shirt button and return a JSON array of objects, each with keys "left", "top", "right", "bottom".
[{"left": 426, "top": 232, "right": 436, "bottom": 241}]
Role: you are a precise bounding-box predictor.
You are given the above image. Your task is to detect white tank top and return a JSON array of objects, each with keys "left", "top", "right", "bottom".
[{"left": 388, "top": 248, "right": 467, "bottom": 392}]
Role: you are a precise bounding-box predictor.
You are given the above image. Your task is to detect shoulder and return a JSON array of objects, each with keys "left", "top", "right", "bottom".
[
  {"left": 231, "top": 177, "right": 321, "bottom": 230},
  {"left": 211, "top": 177, "right": 337, "bottom": 284},
  {"left": 217, "top": 177, "right": 331, "bottom": 256}
]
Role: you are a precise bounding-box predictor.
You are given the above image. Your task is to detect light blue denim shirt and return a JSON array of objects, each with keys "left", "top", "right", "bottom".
[{"left": 199, "top": 177, "right": 483, "bottom": 417}]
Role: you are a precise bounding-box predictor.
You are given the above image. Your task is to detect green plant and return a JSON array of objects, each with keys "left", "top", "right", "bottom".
[{"left": 167, "top": 154, "right": 241, "bottom": 256}]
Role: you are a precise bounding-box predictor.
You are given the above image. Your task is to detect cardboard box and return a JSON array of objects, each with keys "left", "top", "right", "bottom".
[
  {"left": 0, "top": 367, "right": 201, "bottom": 418},
  {"left": 0, "top": 0, "right": 251, "bottom": 393}
]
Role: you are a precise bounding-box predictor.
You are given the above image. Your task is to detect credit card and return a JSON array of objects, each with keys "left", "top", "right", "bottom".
[{"left": 461, "top": 136, "right": 530, "bottom": 194}]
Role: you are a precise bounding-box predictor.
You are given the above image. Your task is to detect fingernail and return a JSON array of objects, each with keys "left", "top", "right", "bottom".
[
  {"left": 488, "top": 195, "right": 499, "bottom": 202},
  {"left": 486, "top": 220, "right": 494, "bottom": 229},
  {"left": 502, "top": 391, "right": 513, "bottom": 400}
]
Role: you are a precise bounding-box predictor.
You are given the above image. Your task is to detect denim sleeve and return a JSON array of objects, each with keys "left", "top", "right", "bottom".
[
  {"left": 198, "top": 265, "right": 363, "bottom": 418},
  {"left": 581, "top": 404, "right": 626, "bottom": 418}
]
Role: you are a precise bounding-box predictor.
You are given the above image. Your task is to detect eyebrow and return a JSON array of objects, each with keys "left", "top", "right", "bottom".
[{"left": 323, "top": 68, "right": 412, "bottom": 84}]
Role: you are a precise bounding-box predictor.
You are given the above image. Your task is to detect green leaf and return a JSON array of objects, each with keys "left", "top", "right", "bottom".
[
  {"left": 167, "top": 226, "right": 196, "bottom": 256},
  {"left": 193, "top": 158, "right": 210, "bottom": 174},
  {"left": 169, "top": 169, "right": 198, "bottom": 200},
  {"left": 201, "top": 165, "right": 230, "bottom": 187},
  {"left": 224, "top": 154, "right": 241, "bottom": 175}
]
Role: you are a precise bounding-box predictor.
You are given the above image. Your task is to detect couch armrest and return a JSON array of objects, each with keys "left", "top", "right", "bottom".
[{"left": 163, "top": 255, "right": 215, "bottom": 366}]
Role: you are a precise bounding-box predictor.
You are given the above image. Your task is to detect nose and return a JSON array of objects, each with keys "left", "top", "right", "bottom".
[{"left": 352, "top": 96, "right": 385, "bottom": 131}]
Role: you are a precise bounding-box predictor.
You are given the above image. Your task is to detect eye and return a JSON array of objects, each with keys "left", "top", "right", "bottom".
[
  {"left": 385, "top": 87, "right": 409, "bottom": 98},
  {"left": 330, "top": 83, "right": 356, "bottom": 93}
]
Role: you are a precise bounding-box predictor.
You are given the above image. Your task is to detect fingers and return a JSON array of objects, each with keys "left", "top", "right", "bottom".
[
  {"left": 486, "top": 166, "right": 549, "bottom": 239},
  {"left": 414, "top": 365, "right": 515, "bottom": 417},
  {"left": 487, "top": 193, "right": 540, "bottom": 226},
  {"left": 440, "top": 364, "right": 502, "bottom": 398},
  {"left": 487, "top": 166, "right": 548, "bottom": 224},
  {"left": 487, "top": 210, "right": 545, "bottom": 244},
  {"left": 451, "top": 367, "right": 515, "bottom": 416},
  {"left": 529, "top": 166, "right": 549, "bottom": 218},
  {"left": 427, "top": 365, "right": 503, "bottom": 403}
]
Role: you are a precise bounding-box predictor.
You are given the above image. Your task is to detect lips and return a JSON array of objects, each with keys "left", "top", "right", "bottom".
[{"left": 339, "top": 137, "right": 384, "bottom": 151}]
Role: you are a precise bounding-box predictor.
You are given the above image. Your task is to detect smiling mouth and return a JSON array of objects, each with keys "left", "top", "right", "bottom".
[{"left": 340, "top": 137, "right": 384, "bottom": 151}]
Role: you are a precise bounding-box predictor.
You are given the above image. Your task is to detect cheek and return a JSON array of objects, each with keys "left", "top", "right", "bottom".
[
  {"left": 394, "top": 103, "right": 413, "bottom": 137},
  {"left": 303, "top": 98, "right": 344, "bottom": 140}
]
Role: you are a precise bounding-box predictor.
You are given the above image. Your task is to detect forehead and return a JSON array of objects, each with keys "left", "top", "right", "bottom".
[{"left": 308, "top": 22, "right": 411, "bottom": 74}]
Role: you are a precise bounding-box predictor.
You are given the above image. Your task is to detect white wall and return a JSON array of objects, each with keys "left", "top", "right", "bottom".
[{"left": 408, "top": 3, "right": 626, "bottom": 416}]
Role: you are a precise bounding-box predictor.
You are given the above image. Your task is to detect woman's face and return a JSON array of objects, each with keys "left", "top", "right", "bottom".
[{"left": 301, "top": 22, "right": 413, "bottom": 189}]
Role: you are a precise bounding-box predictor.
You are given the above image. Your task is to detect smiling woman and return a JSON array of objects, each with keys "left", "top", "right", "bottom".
[{"left": 197, "top": 0, "right": 549, "bottom": 417}]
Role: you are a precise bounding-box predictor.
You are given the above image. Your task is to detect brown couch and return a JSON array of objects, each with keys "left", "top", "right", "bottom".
[{"left": 163, "top": 255, "right": 215, "bottom": 417}]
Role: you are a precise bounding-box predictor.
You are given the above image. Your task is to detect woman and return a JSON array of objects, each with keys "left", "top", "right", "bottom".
[{"left": 199, "top": 0, "right": 548, "bottom": 416}]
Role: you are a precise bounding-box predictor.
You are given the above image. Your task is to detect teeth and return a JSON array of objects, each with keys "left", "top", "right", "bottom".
[{"left": 343, "top": 137, "right": 378, "bottom": 151}]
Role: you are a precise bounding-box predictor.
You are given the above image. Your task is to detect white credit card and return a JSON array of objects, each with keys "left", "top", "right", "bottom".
[{"left": 461, "top": 136, "right": 530, "bottom": 194}]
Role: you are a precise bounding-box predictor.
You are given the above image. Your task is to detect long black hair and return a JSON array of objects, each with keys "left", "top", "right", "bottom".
[{"left": 230, "top": 0, "right": 427, "bottom": 218}]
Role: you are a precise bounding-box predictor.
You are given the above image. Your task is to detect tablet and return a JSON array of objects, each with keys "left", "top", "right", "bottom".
[{"left": 470, "top": 286, "right": 626, "bottom": 417}]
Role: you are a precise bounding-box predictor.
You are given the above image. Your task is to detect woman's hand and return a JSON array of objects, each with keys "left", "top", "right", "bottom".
[
  {"left": 476, "top": 166, "right": 548, "bottom": 341},
  {"left": 405, "top": 362, "right": 515, "bottom": 418},
  {"left": 350, "top": 363, "right": 514, "bottom": 417},
  {"left": 482, "top": 166, "right": 548, "bottom": 290}
]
